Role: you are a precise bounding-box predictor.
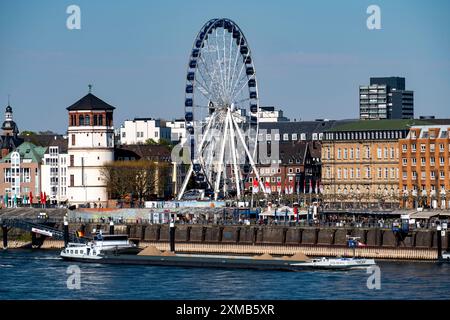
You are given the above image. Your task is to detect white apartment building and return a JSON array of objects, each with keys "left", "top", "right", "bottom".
[
  {"left": 166, "top": 119, "right": 186, "bottom": 143},
  {"left": 258, "top": 106, "right": 290, "bottom": 123},
  {"left": 119, "top": 118, "right": 171, "bottom": 145},
  {"left": 41, "top": 144, "right": 69, "bottom": 205}
]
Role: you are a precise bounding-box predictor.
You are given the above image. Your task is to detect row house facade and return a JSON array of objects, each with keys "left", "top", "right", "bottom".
[
  {"left": 244, "top": 141, "right": 321, "bottom": 195},
  {"left": 321, "top": 120, "right": 415, "bottom": 208},
  {"left": 399, "top": 125, "right": 450, "bottom": 209}
]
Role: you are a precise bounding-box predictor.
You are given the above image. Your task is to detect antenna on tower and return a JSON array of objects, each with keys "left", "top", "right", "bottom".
[
  {"left": 88, "top": 84, "right": 93, "bottom": 93},
  {"left": 7, "top": 94, "right": 10, "bottom": 105}
]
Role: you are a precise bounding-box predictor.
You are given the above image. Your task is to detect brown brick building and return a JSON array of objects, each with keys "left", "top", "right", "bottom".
[{"left": 399, "top": 125, "right": 450, "bottom": 209}]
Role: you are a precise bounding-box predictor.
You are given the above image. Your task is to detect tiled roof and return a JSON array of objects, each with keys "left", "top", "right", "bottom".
[{"left": 67, "top": 93, "right": 115, "bottom": 111}]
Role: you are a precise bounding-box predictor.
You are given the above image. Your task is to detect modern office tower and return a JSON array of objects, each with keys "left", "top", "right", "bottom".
[{"left": 360, "top": 77, "right": 414, "bottom": 120}]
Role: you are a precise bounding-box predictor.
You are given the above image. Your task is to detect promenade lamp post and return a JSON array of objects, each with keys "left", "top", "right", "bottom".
[
  {"left": 441, "top": 189, "right": 447, "bottom": 209},
  {"left": 366, "top": 186, "right": 370, "bottom": 209},
  {"left": 402, "top": 190, "right": 409, "bottom": 209},
  {"left": 421, "top": 188, "right": 428, "bottom": 209},
  {"left": 412, "top": 189, "right": 418, "bottom": 209}
]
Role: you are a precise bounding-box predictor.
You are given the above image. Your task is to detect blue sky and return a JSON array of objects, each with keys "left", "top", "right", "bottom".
[{"left": 0, "top": 0, "right": 449, "bottom": 133}]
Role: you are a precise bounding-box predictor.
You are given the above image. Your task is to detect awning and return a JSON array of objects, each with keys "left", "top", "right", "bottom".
[{"left": 409, "top": 211, "right": 439, "bottom": 219}]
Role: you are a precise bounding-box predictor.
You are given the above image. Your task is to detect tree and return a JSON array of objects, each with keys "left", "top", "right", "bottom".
[
  {"left": 20, "top": 130, "right": 36, "bottom": 136},
  {"left": 145, "top": 138, "right": 157, "bottom": 145},
  {"left": 101, "top": 160, "right": 171, "bottom": 205}
]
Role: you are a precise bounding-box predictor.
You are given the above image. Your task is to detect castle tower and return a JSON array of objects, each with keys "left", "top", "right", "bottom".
[{"left": 67, "top": 86, "right": 115, "bottom": 207}]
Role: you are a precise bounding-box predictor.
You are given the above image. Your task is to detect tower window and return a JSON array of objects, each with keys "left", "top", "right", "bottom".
[
  {"left": 85, "top": 115, "right": 90, "bottom": 126},
  {"left": 94, "top": 115, "right": 98, "bottom": 126},
  {"left": 71, "top": 134, "right": 76, "bottom": 146},
  {"left": 98, "top": 115, "right": 103, "bottom": 126},
  {"left": 79, "top": 115, "right": 84, "bottom": 126}
]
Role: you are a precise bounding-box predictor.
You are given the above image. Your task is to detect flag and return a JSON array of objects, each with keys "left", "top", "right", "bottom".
[
  {"left": 40, "top": 192, "right": 43, "bottom": 204},
  {"left": 43, "top": 192, "right": 47, "bottom": 204},
  {"left": 252, "top": 179, "right": 259, "bottom": 193},
  {"left": 29, "top": 191, "right": 33, "bottom": 204},
  {"left": 357, "top": 241, "right": 367, "bottom": 247},
  {"left": 284, "top": 183, "right": 288, "bottom": 195},
  {"left": 289, "top": 181, "right": 294, "bottom": 194},
  {"left": 264, "top": 181, "right": 270, "bottom": 194}
]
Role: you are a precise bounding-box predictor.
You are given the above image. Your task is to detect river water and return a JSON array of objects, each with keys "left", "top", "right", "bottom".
[{"left": 0, "top": 250, "right": 449, "bottom": 300}]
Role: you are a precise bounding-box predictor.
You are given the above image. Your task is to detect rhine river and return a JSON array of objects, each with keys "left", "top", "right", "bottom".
[{"left": 0, "top": 250, "right": 449, "bottom": 300}]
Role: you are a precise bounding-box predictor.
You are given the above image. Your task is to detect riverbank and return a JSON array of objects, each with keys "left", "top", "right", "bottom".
[{"left": 3, "top": 239, "right": 438, "bottom": 260}]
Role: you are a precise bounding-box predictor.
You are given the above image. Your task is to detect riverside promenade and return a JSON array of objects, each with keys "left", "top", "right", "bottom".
[{"left": 1, "top": 207, "right": 448, "bottom": 260}]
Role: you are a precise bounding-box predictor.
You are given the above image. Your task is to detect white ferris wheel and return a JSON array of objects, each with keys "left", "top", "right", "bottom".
[{"left": 177, "top": 18, "right": 267, "bottom": 201}]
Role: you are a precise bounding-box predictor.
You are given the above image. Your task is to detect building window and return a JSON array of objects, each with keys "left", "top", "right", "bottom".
[
  {"left": 377, "top": 148, "right": 382, "bottom": 159},
  {"left": 283, "top": 133, "right": 289, "bottom": 141},
  {"left": 366, "top": 167, "right": 371, "bottom": 179},
  {"left": 384, "top": 168, "right": 389, "bottom": 179},
  {"left": 356, "top": 168, "right": 360, "bottom": 179},
  {"left": 337, "top": 168, "right": 341, "bottom": 179},
  {"left": 390, "top": 147, "right": 395, "bottom": 159},
  {"left": 349, "top": 168, "right": 354, "bottom": 179},
  {"left": 71, "top": 134, "right": 75, "bottom": 146},
  {"left": 343, "top": 149, "right": 348, "bottom": 159},
  {"left": 412, "top": 171, "right": 417, "bottom": 180},
  {"left": 430, "top": 157, "right": 435, "bottom": 166},
  {"left": 98, "top": 114, "right": 103, "bottom": 126},
  {"left": 411, "top": 144, "right": 416, "bottom": 152},
  {"left": 420, "top": 144, "right": 426, "bottom": 152},
  {"left": 292, "top": 133, "right": 297, "bottom": 140},
  {"left": 430, "top": 144, "right": 435, "bottom": 152},
  {"left": 70, "top": 155, "right": 74, "bottom": 167},
  {"left": 391, "top": 168, "right": 396, "bottom": 179},
  {"left": 431, "top": 171, "right": 435, "bottom": 179},
  {"left": 412, "top": 158, "right": 417, "bottom": 165},
  {"left": 79, "top": 115, "right": 84, "bottom": 126},
  {"left": 439, "top": 157, "right": 445, "bottom": 165},
  {"left": 337, "top": 149, "right": 341, "bottom": 160},
  {"left": 439, "top": 144, "right": 444, "bottom": 152},
  {"left": 122, "top": 132, "right": 126, "bottom": 138},
  {"left": 343, "top": 168, "right": 347, "bottom": 180},
  {"left": 365, "top": 147, "right": 370, "bottom": 159},
  {"left": 70, "top": 175, "right": 74, "bottom": 187},
  {"left": 440, "top": 171, "right": 445, "bottom": 179},
  {"left": 85, "top": 115, "right": 90, "bottom": 126},
  {"left": 421, "top": 157, "right": 426, "bottom": 166},
  {"left": 349, "top": 148, "right": 354, "bottom": 159},
  {"left": 402, "top": 158, "right": 407, "bottom": 166},
  {"left": 377, "top": 168, "right": 382, "bottom": 179},
  {"left": 402, "top": 144, "right": 407, "bottom": 152},
  {"left": 356, "top": 148, "right": 360, "bottom": 159},
  {"left": 274, "top": 133, "right": 280, "bottom": 141}
]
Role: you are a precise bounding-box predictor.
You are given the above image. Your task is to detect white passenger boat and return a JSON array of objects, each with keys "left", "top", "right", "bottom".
[
  {"left": 291, "top": 257, "right": 376, "bottom": 269},
  {"left": 60, "top": 233, "right": 138, "bottom": 261}
]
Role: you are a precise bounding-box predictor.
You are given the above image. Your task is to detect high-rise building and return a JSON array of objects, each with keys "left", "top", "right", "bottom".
[
  {"left": 67, "top": 88, "right": 115, "bottom": 207},
  {"left": 359, "top": 77, "right": 414, "bottom": 120}
]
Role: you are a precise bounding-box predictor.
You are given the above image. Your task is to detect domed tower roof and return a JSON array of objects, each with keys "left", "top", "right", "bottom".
[{"left": 2, "top": 104, "right": 19, "bottom": 136}]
